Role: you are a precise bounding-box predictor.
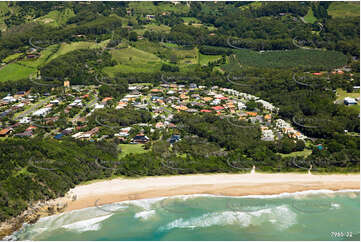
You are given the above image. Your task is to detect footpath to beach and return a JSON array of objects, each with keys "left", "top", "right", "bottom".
[{"left": 55, "top": 173, "right": 360, "bottom": 212}]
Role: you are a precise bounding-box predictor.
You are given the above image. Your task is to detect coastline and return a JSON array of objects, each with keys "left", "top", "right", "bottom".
[
  {"left": 1, "top": 172, "right": 359, "bottom": 239},
  {"left": 55, "top": 173, "right": 360, "bottom": 212}
]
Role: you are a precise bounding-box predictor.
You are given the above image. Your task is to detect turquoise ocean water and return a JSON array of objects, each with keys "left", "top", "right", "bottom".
[{"left": 11, "top": 190, "right": 360, "bottom": 241}]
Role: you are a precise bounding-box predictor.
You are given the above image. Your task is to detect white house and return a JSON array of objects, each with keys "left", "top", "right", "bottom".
[
  {"left": 32, "top": 107, "right": 51, "bottom": 117},
  {"left": 344, "top": 97, "right": 358, "bottom": 105}
]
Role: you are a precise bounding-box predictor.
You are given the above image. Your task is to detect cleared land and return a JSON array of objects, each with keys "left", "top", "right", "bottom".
[
  {"left": 0, "top": 63, "right": 35, "bottom": 82},
  {"left": 118, "top": 144, "right": 147, "bottom": 158},
  {"left": 328, "top": 2, "right": 360, "bottom": 18},
  {"left": 336, "top": 88, "right": 360, "bottom": 112},
  {"left": 34, "top": 8, "right": 75, "bottom": 27},
  {"left": 128, "top": 1, "right": 189, "bottom": 15},
  {"left": 199, "top": 53, "right": 222, "bottom": 65},
  {"left": 103, "top": 46, "right": 163, "bottom": 75},
  {"left": 303, "top": 8, "right": 317, "bottom": 24},
  {"left": 0, "top": 44, "right": 59, "bottom": 82}
]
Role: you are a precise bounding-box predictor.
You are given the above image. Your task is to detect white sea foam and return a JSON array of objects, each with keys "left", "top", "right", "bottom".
[
  {"left": 134, "top": 210, "right": 156, "bottom": 220},
  {"left": 331, "top": 203, "right": 341, "bottom": 209},
  {"left": 61, "top": 214, "right": 112, "bottom": 232},
  {"left": 134, "top": 189, "right": 360, "bottom": 203},
  {"left": 160, "top": 205, "right": 297, "bottom": 231}
]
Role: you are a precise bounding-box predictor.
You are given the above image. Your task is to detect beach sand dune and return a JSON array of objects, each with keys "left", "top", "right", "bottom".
[{"left": 54, "top": 173, "right": 360, "bottom": 212}]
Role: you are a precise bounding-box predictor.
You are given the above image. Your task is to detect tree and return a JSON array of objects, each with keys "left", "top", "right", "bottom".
[
  {"left": 129, "top": 31, "right": 138, "bottom": 41},
  {"left": 246, "top": 100, "right": 257, "bottom": 111}
]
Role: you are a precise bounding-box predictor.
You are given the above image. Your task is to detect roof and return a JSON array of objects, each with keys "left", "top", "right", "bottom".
[
  {"left": 102, "top": 97, "right": 113, "bottom": 103},
  {"left": 212, "top": 106, "right": 224, "bottom": 111},
  {"left": 201, "top": 109, "right": 212, "bottom": 113},
  {"left": 0, "top": 128, "right": 12, "bottom": 135},
  {"left": 246, "top": 112, "right": 258, "bottom": 117}
]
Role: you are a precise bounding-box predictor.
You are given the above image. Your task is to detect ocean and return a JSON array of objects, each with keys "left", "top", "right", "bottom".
[{"left": 11, "top": 190, "right": 360, "bottom": 241}]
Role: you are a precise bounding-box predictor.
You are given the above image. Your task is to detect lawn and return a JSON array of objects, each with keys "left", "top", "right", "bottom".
[
  {"left": 278, "top": 149, "right": 312, "bottom": 158},
  {"left": 336, "top": 88, "right": 360, "bottom": 100},
  {"left": 303, "top": 8, "right": 317, "bottom": 24},
  {"left": 118, "top": 144, "right": 148, "bottom": 158},
  {"left": 336, "top": 88, "right": 360, "bottom": 112},
  {"left": 328, "top": 2, "right": 360, "bottom": 18}
]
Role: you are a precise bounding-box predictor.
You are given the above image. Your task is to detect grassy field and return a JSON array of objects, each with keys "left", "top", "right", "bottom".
[
  {"left": 278, "top": 149, "right": 312, "bottom": 158},
  {"left": 0, "top": 63, "right": 35, "bottom": 82},
  {"left": 199, "top": 53, "right": 222, "bottom": 65},
  {"left": 303, "top": 8, "right": 317, "bottom": 24},
  {"left": 2, "top": 52, "right": 23, "bottom": 63},
  {"left": 0, "top": 44, "right": 60, "bottom": 82},
  {"left": 118, "top": 144, "right": 147, "bottom": 158},
  {"left": 34, "top": 8, "right": 75, "bottom": 27},
  {"left": 129, "top": 1, "right": 189, "bottom": 15},
  {"left": 222, "top": 49, "right": 348, "bottom": 71},
  {"left": 328, "top": 1, "right": 360, "bottom": 18},
  {"left": 336, "top": 88, "right": 360, "bottom": 112},
  {"left": 103, "top": 46, "right": 163, "bottom": 75},
  {"left": 135, "top": 23, "right": 171, "bottom": 35},
  {"left": 182, "top": 17, "right": 201, "bottom": 24},
  {"left": 46, "top": 41, "right": 100, "bottom": 63}
]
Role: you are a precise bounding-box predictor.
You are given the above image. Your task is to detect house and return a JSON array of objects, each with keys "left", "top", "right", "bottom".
[
  {"left": 62, "top": 127, "right": 73, "bottom": 135},
  {"left": 151, "top": 88, "right": 162, "bottom": 93},
  {"left": 2, "top": 95, "right": 16, "bottom": 103},
  {"left": 94, "top": 103, "right": 105, "bottom": 109},
  {"left": 14, "top": 131, "right": 33, "bottom": 137},
  {"left": 146, "top": 15, "right": 155, "bottom": 20},
  {"left": 116, "top": 101, "right": 128, "bottom": 109},
  {"left": 189, "top": 83, "right": 197, "bottom": 89},
  {"left": 0, "top": 128, "right": 13, "bottom": 137},
  {"left": 201, "top": 109, "right": 212, "bottom": 113},
  {"left": 261, "top": 129, "right": 275, "bottom": 141},
  {"left": 32, "top": 107, "right": 51, "bottom": 117},
  {"left": 101, "top": 97, "right": 113, "bottom": 103},
  {"left": 169, "top": 134, "right": 181, "bottom": 144},
  {"left": 54, "top": 133, "right": 64, "bottom": 140},
  {"left": 25, "top": 125, "right": 37, "bottom": 132},
  {"left": 176, "top": 105, "right": 188, "bottom": 111},
  {"left": 19, "top": 117, "right": 31, "bottom": 124},
  {"left": 155, "top": 122, "right": 165, "bottom": 129},
  {"left": 246, "top": 112, "right": 257, "bottom": 117},
  {"left": 212, "top": 106, "right": 224, "bottom": 111},
  {"left": 70, "top": 99, "right": 82, "bottom": 107},
  {"left": 344, "top": 97, "right": 358, "bottom": 105},
  {"left": 132, "top": 133, "right": 149, "bottom": 143},
  {"left": 202, "top": 97, "right": 213, "bottom": 102},
  {"left": 50, "top": 99, "right": 60, "bottom": 105}
]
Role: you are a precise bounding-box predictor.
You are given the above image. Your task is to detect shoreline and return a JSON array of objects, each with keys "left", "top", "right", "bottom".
[
  {"left": 1, "top": 172, "right": 359, "bottom": 239},
  {"left": 54, "top": 173, "right": 360, "bottom": 213}
]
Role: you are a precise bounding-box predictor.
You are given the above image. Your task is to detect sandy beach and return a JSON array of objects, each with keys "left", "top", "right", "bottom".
[{"left": 53, "top": 173, "right": 360, "bottom": 212}]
